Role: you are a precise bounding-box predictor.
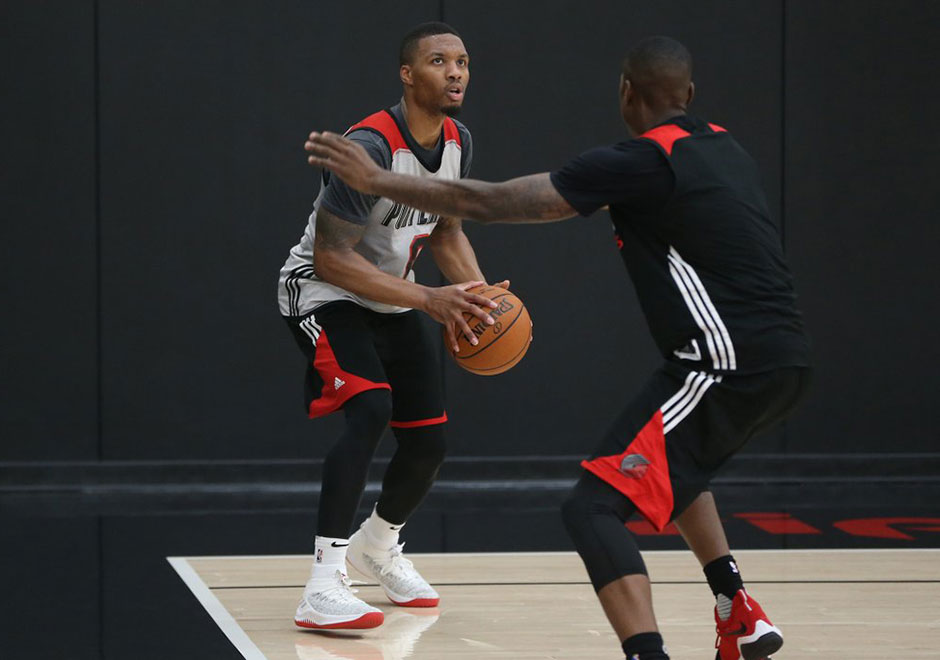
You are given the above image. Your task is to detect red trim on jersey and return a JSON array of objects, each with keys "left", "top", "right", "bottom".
[
  {"left": 307, "top": 330, "right": 391, "bottom": 419},
  {"left": 580, "top": 410, "right": 674, "bottom": 531},
  {"left": 347, "top": 111, "right": 462, "bottom": 155},
  {"left": 347, "top": 110, "right": 409, "bottom": 155},
  {"left": 442, "top": 117, "right": 461, "bottom": 147},
  {"left": 638, "top": 124, "right": 691, "bottom": 156},
  {"left": 708, "top": 123, "right": 727, "bottom": 133},
  {"left": 390, "top": 413, "right": 448, "bottom": 429}
]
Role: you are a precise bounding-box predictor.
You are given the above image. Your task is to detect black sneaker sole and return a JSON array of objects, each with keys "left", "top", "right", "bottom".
[
  {"left": 714, "top": 632, "right": 785, "bottom": 660},
  {"left": 741, "top": 631, "right": 784, "bottom": 660}
]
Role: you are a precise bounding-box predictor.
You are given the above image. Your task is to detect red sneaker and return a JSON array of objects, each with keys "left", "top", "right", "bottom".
[{"left": 714, "top": 589, "right": 783, "bottom": 660}]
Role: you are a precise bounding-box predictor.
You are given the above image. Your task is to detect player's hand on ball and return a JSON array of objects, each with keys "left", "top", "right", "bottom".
[
  {"left": 423, "top": 281, "right": 497, "bottom": 351},
  {"left": 305, "top": 132, "right": 379, "bottom": 193}
]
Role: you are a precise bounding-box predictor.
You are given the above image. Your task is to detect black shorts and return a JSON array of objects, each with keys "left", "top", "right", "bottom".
[
  {"left": 283, "top": 302, "right": 446, "bottom": 428},
  {"left": 582, "top": 362, "right": 812, "bottom": 531}
]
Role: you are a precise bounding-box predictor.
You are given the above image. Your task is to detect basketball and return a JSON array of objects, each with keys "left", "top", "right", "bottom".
[{"left": 447, "top": 285, "right": 532, "bottom": 375}]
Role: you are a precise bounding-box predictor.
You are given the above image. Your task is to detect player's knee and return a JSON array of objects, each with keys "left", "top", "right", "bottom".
[
  {"left": 346, "top": 389, "right": 393, "bottom": 438},
  {"left": 560, "top": 490, "right": 597, "bottom": 543},
  {"left": 395, "top": 426, "right": 447, "bottom": 479},
  {"left": 416, "top": 430, "right": 447, "bottom": 471}
]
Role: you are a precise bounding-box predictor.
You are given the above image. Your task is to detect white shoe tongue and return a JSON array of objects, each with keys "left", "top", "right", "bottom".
[{"left": 716, "top": 593, "right": 734, "bottom": 620}]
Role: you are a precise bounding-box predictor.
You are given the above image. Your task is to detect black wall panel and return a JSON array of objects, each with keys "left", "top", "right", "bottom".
[
  {"left": 97, "top": 1, "right": 437, "bottom": 459},
  {"left": 0, "top": 517, "right": 100, "bottom": 658},
  {"left": 442, "top": 0, "right": 786, "bottom": 455},
  {"left": 4, "top": 0, "right": 936, "bottom": 464},
  {"left": 784, "top": 0, "right": 940, "bottom": 452},
  {"left": 0, "top": 0, "right": 99, "bottom": 460}
]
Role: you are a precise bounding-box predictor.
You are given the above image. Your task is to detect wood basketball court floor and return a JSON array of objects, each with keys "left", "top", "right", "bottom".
[{"left": 169, "top": 549, "right": 939, "bottom": 659}]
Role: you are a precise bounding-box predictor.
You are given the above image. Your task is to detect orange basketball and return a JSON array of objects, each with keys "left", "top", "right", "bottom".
[{"left": 447, "top": 285, "right": 532, "bottom": 376}]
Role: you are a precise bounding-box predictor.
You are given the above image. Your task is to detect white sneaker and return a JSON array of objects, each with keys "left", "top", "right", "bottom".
[
  {"left": 294, "top": 570, "right": 384, "bottom": 630},
  {"left": 347, "top": 529, "right": 440, "bottom": 607}
]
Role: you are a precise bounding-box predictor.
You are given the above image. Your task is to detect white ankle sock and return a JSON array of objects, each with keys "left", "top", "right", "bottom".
[
  {"left": 308, "top": 535, "right": 349, "bottom": 588},
  {"left": 361, "top": 506, "right": 404, "bottom": 550}
]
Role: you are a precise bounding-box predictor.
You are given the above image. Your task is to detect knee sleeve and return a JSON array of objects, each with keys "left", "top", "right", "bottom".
[
  {"left": 344, "top": 388, "right": 393, "bottom": 439},
  {"left": 391, "top": 425, "right": 447, "bottom": 477},
  {"left": 375, "top": 424, "right": 447, "bottom": 524},
  {"left": 562, "top": 472, "right": 648, "bottom": 591},
  {"left": 317, "top": 389, "right": 393, "bottom": 538}
]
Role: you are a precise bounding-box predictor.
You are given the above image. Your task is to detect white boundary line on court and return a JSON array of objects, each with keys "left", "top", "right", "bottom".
[
  {"left": 167, "top": 556, "right": 268, "bottom": 660},
  {"left": 180, "top": 547, "right": 940, "bottom": 561}
]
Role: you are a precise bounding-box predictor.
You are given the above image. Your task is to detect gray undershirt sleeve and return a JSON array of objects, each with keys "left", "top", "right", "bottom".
[{"left": 318, "top": 130, "right": 391, "bottom": 224}]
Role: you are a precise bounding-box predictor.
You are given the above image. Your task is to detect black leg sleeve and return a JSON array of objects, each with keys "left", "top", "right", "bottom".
[
  {"left": 316, "top": 389, "right": 392, "bottom": 539},
  {"left": 375, "top": 424, "right": 447, "bottom": 525},
  {"left": 561, "top": 471, "right": 649, "bottom": 592}
]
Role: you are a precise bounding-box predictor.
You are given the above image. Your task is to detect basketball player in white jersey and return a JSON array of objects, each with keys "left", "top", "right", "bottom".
[{"left": 278, "top": 22, "right": 502, "bottom": 629}]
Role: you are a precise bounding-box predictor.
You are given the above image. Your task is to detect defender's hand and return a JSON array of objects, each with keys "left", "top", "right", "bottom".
[
  {"left": 305, "top": 131, "right": 380, "bottom": 194},
  {"left": 423, "top": 281, "right": 498, "bottom": 351}
]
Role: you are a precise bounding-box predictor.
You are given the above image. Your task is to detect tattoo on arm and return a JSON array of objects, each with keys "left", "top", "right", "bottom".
[
  {"left": 314, "top": 207, "right": 366, "bottom": 251},
  {"left": 492, "top": 173, "right": 578, "bottom": 223},
  {"left": 377, "top": 172, "right": 577, "bottom": 224},
  {"left": 432, "top": 216, "right": 463, "bottom": 235}
]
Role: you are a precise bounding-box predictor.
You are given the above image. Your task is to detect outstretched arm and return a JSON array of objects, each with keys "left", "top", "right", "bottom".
[{"left": 305, "top": 131, "right": 578, "bottom": 224}]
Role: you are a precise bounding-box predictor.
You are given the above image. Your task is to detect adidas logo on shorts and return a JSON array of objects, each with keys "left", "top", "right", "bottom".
[{"left": 334, "top": 377, "right": 346, "bottom": 390}]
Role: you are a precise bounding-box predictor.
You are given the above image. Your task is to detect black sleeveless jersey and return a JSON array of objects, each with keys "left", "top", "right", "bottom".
[{"left": 551, "top": 115, "right": 810, "bottom": 374}]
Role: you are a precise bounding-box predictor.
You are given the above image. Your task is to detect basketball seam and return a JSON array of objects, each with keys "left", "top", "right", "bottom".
[
  {"left": 463, "top": 331, "right": 531, "bottom": 374},
  {"left": 455, "top": 294, "right": 527, "bottom": 360},
  {"left": 455, "top": 292, "right": 510, "bottom": 358}
]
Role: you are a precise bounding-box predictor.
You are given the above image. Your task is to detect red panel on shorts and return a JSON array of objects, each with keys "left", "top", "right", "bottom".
[
  {"left": 638, "top": 124, "right": 691, "bottom": 156},
  {"left": 347, "top": 110, "right": 408, "bottom": 155},
  {"left": 390, "top": 413, "right": 448, "bottom": 429},
  {"left": 708, "top": 123, "right": 727, "bottom": 133},
  {"left": 581, "top": 411, "right": 675, "bottom": 531},
  {"left": 308, "top": 330, "right": 391, "bottom": 419}
]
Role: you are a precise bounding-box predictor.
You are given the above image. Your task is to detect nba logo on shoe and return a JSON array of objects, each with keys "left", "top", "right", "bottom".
[
  {"left": 316, "top": 548, "right": 323, "bottom": 563},
  {"left": 620, "top": 453, "right": 651, "bottom": 479}
]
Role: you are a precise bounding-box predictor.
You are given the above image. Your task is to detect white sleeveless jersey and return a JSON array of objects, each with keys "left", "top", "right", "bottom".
[{"left": 279, "top": 110, "right": 464, "bottom": 316}]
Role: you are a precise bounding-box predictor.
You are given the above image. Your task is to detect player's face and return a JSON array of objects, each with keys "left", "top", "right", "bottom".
[{"left": 404, "top": 34, "right": 470, "bottom": 117}]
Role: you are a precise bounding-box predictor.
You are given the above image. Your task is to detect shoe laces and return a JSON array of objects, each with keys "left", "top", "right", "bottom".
[
  {"left": 315, "top": 571, "right": 361, "bottom": 604},
  {"left": 376, "top": 542, "right": 416, "bottom": 578}
]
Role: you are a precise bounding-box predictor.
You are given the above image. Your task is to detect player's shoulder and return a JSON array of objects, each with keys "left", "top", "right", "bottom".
[
  {"left": 448, "top": 117, "right": 472, "bottom": 148},
  {"left": 346, "top": 125, "right": 393, "bottom": 169},
  {"left": 581, "top": 136, "right": 663, "bottom": 167}
]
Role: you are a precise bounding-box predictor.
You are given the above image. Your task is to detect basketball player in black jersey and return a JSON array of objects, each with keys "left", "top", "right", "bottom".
[{"left": 306, "top": 36, "right": 811, "bottom": 660}]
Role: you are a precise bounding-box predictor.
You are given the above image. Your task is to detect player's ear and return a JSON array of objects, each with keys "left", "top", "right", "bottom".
[
  {"left": 400, "top": 64, "right": 413, "bottom": 87},
  {"left": 620, "top": 76, "right": 633, "bottom": 105},
  {"left": 686, "top": 81, "right": 695, "bottom": 106}
]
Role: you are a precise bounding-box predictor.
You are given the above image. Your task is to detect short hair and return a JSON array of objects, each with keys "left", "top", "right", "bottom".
[
  {"left": 399, "top": 22, "right": 462, "bottom": 65},
  {"left": 622, "top": 36, "right": 692, "bottom": 106}
]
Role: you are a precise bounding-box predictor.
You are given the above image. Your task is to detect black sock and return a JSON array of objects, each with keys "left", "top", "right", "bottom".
[
  {"left": 622, "top": 632, "right": 669, "bottom": 659},
  {"left": 703, "top": 554, "right": 744, "bottom": 599}
]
